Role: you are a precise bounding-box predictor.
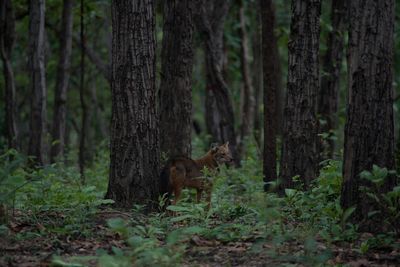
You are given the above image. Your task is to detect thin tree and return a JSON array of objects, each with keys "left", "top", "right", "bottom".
[
  {"left": 0, "top": 0, "right": 18, "bottom": 149},
  {"left": 252, "top": 6, "right": 262, "bottom": 147},
  {"left": 238, "top": 0, "right": 255, "bottom": 158},
  {"left": 318, "top": 0, "right": 346, "bottom": 160},
  {"left": 51, "top": 0, "right": 74, "bottom": 162},
  {"left": 261, "top": 0, "right": 281, "bottom": 189},
  {"left": 79, "top": 0, "right": 88, "bottom": 180},
  {"left": 159, "top": 0, "right": 194, "bottom": 158},
  {"left": 195, "top": 0, "right": 239, "bottom": 165},
  {"left": 28, "top": 0, "right": 47, "bottom": 165},
  {"left": 280, "top": 0, "right": 321, "bottom": 190},
  {"left": 106, "top": 0, "right": 160, "bottom": 208},
  {"left": 341, "top": 0, "right": 396, "bottom": 231}
]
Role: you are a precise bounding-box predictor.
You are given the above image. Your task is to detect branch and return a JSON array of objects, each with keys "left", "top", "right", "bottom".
[{"left": 78, "top": 37, "right": 111, "bottom": 83}]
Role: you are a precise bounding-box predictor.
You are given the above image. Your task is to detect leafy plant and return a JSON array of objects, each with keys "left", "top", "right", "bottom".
[{"left": 360, "top": 165, "right": 400, "bottom": 235}]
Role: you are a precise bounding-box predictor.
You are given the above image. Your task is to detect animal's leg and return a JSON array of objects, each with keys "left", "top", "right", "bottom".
[
  {"left": 170, "top": 166, "right": 185, "bottom": 205},
  {"left": 184, "top": 178, "right": 205, "bottom": 203},
  {"left": 173, "top": 187, "right": 182, "bottom": 205}
]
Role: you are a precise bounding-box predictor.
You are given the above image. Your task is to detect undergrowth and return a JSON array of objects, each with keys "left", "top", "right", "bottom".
[{"left": 0, "top": 140, "right": 399, "bottom": 266}]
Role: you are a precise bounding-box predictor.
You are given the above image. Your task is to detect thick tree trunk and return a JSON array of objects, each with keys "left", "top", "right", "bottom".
[
  {"left": 159, "top": 0, "right": 194, "bottom": 158},
  {"left": 280, "top": 0, "right": 321, "bottom": 190},
  {"left": 195, "top": 0, "right": 239, "bottom": 165},
  {"left": 273, "top": 38, "right": 283, "bottom": 135},
  {"left": 261, "top": 0, "right": 281, "bottom": 188},
  {"left": 318, "top": 0, "right": 346, "bottom": 160},
  {"left": 51, "top": 0, "right": 73, "bottom": 162},
  {"left": 0, "top": 0, "right": 18, "bottom": 149},
  {"left": 28, "top": 0, "right": 47, "bottom": 165},
  {"left": 238, "top": 0, "right": 255, "bottom": 158},
  {"left": 341, "top": 0, "right": 396, "bottom": 231},
  {"left": 106, "top": 0, "right": 159, "bottom": 208}
]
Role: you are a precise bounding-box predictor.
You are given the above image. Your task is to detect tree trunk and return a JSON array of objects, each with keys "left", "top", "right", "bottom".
[
  {"left": 50, "top": 0, "right": 73, "bottom": 162},
  {"left": 252, "top": 6, "right": 262, "bottom": 148},
  {"left": 341, "top": 0, "right": 396, "bottom": 231},
  {"left": 238, "top": 0, "right": 255, "bottom": 158},
  {"left": 274, "top": 37, "right": 283, "bottom": 135},
  {"left": 79, "top": 0, "right": 87, "bottom": 181},
  {"left": 159, "top": 0, "right": 194, "bottom": 158},
  {"left": 0, "top": 0, "right": 18, "bottom": 149},
  {"left": 318, "top": 0, "right": 346, "bottom": 160},
  {"left": 280, "top": 0, "right": 321, "bottom": 190},
  {"left": 261, "top": 0, "right": 281, "bottom": 189},
  {"left": 28, "top": 0, "right": 47, "bottom": 165},
  {"left": 106, "top": 0, "right": 159, "bottom": 209},
  {"left": 195, "top": 0, "right": 239, "bottom": 165}
]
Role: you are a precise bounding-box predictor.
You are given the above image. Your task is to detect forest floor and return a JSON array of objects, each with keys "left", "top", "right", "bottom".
[
  {"left": 1, "top": 208, "right": 400, "bottom": 267},
  {"left": 1, "top": 152, "right": 400, "bottom": 266}
]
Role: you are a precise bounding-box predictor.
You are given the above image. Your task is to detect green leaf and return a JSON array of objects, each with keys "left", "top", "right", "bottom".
[
  {"left": 127, "top": 236, "right": 144, "bottom": 247},
  {"left": 166, "top": 205, "right": 191, "bottom": 212},
  {"left": 169, "top": 214, "right": 195, "bottom": 223},
  {"left": 51, "top": 257, "right": 85, "bottom": 267},
  {"left": 284, "top": 188, "right": 297, "bottom": 198},
  {"left": 98, "top": 254, "right": 123, "bottom": 267},
  {"left": 360, "top": 241, "right": 369, "bottom": 254},
  {"left": 341, "top": 206, "right": 356, "bottom": 225},
  {"left": 182, "top": 226, "right": 206, "bottom": 235},
  {"left": 367, "top": 211, "right": 380, "bottom": 218},
  {"left": 111, "top": 246, "right": 124, "bottom": 256},
  {"left": 82, "top": 186, "right": 96, "bottom": 193},
  {"left": 107, "top": 218, "right": 126, "bottom": 230}
]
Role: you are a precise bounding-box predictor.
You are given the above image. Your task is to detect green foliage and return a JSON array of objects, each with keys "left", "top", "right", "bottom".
[
  {"left": 0, "top": 149, "right": 29, "bottom": 208},
  {"left": 92, "top": 147, "right": 339, "bottom": 266},
  {"left": 0, "top": 148, "right": 110, "bottom": 238},
  {"left": 279, "top": 160, "right": 359, "bottom": 243},
  {"left": 1, "top": 142, "right": 399, "bottom": 266},
  {"left": 359, "top": 165, "right": 400, "bottom": 235}
]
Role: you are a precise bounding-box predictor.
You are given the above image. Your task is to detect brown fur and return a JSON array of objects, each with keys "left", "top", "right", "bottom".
[{"left": 160, "top": 142, "right": 232, "bottom": 208}]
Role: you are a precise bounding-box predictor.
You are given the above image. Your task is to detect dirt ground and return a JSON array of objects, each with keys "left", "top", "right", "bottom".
[{"left": 1, "top": 210, "right": 399, "bottom": 267}]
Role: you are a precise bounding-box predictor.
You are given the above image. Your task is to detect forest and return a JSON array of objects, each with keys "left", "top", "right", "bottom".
[{"left": 1, "top": 0, "right": 400, "bottom": 266}]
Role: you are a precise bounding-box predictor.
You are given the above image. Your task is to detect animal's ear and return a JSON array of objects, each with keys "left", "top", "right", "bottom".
[
  {"left": 210, "top": 143, "right": 219, "bottom": 153},
  {"left": 224, "top": 141, "right": 230, "bottom": 147}
]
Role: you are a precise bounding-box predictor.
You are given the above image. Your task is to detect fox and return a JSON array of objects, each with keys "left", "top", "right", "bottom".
[{"left": 159, "top": 142, "right": 233, "bottom": 208}]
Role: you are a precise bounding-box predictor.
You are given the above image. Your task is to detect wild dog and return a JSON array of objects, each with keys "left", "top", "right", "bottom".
[{"left": 160, "top": 142, "right": 233, "bottom": 208}]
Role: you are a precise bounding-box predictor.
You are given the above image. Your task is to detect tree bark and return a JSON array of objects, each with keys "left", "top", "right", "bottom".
[
  {"left": 0, "top": 0, "right": 18, "bottom": 149},
  {"left": 341, "top": 0, "right": 396, "bottom": 231},
  {"left": 280, "top": 0, "right": 321, "bottom": 190},
  {"left": 159, "top": 0, "right": 194, "bottom": 158},
  {"left": 261, "top": 0, "right": 281, "bottom": 189},
  {"left": 28, "top": 0, "right": 47, "bottom": 165},
  {"left": 79, "top": 0, "right": 87, "bottom": 181},
  {"left": 50, "top": 0, "right": 73, "bottom": 162},
  {"left": 195, "top": 0, "right": 239, "bottom": 165},
  {"left": 318, "top": 0, "right": 346, "bottom": 160},
  {"left": 252, "top": 6, "right": 262, "bottom": 147},
  {"left": 106, "top": 0, "right": 159, "bottom": 209},
  {"left": 238, "top": 0, "right": 255, "bottom": 158}
]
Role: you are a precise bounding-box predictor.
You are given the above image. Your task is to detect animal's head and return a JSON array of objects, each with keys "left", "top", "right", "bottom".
[{"left": 210, "top": 142, "right": 233, "bottom": 164}]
